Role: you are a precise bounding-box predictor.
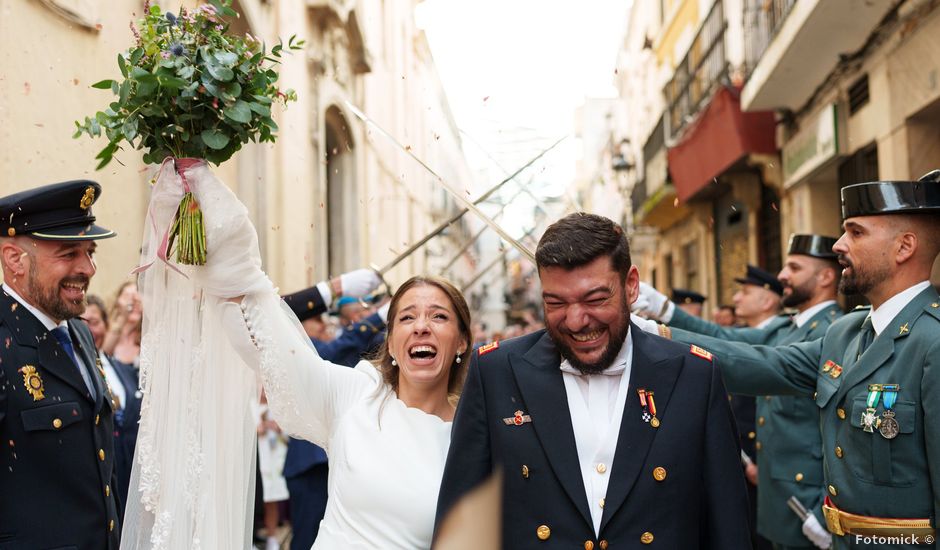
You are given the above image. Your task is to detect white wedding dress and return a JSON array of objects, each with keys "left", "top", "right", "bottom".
[
  {"left": 223, "top": 292, "right": 453, "bottom": 549},
  {"left": 122, "top": 160, "right": 451, "bottom": 550}
]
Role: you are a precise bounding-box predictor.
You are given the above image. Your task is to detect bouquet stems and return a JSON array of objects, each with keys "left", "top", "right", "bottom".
[{"left": 166, "top": 160, "right": 207, "bottom": 265}]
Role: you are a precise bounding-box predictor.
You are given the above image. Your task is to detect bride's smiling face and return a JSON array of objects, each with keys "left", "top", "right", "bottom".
[{"left": 388, "top": 284, "right": 467, "bottom": 391}]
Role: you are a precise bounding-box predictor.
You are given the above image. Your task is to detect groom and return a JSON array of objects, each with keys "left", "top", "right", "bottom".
[{"left": 434, "top": 213, "right": 751, "bottom": 548}]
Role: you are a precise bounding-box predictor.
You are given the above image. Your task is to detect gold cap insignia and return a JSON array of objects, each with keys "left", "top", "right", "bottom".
[
  {"left": 19, "top": 365, "right": 45, "bottom": 401},
  {"left": 79, "top": 186, "right": 95, "bottom": 210}
]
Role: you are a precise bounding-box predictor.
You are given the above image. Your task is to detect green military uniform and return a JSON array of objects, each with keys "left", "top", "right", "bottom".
[
  {"left": 678, "top": 289, "right": 939, "bottom": 549},
  {"left": 672, "top": 304, "right": 842, "bottom": 548},
  {"left": 662, "top": 173, "right": 940, "bottom": 549},
  {"left": 669, "top": 236, "right": 844, "bottom": 549}
]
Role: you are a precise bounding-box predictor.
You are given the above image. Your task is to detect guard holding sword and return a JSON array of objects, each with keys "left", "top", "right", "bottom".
[{"left": 642, "top": 171, "right": 940, "bottom": 549}]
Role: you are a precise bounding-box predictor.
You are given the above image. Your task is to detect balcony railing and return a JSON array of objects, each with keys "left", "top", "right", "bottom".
[
  {"left": 743, "top": 0, "right": 797, "bottom": 73},
  {"left": 664, "top": 0, "right": 729, "bottom": 139}
]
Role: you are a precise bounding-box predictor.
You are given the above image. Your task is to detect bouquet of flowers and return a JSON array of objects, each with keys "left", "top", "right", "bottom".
[{"left": 74, "top": 0, "right": 302, "bottom": 264}]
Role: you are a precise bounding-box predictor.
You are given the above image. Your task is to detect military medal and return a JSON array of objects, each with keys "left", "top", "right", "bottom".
[
  {"left": 638, "top": 388, "right": 660, "bottom": 427},
  {"left": 502, "top": 410, "right": 532, "bottom": 426},
  {"left": 19, "top": 365, "right": 45, "bottom": 401},
  {"left": 648, "top": 392, "right": 660, "bottom": 428},
  {"left": 879, "top": 384, "right": 900, "bottom": 439},
  {"left": 638, "top": 388, "right": 652, "bottom": 422},
  {"left": 862, "top": 384, "right": 882, "bottom": 433}
]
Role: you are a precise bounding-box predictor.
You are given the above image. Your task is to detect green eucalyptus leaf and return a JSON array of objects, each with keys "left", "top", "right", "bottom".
[
  {"left": 248, "top": 102, "right": 270, "bottom": 117},
  {"left": 206, "top": 63, "right": 234, "bottom": 81},
  {"left": 214, "top": 51, "right": 238, "bottom": 66},
  {"left": 118, "top": 54, "right": 128, "bottom": 78},
  {"left": 201, "top": 128, "right": 230, "bottom": 150},
  {"left": 122, "top": 118, "right": 139, "bottom": 141},
  {"left": 158, "top": 74, "right": 188, "bottom": 90},
  {"left": 92, "top": 79, "right": 117, "bottom": 90},
  {"left": 224, "top": 100, "right": 251, "bottom": 123},
  {"left": 178, "top": 65, "right": 195, "bottom": 79}
]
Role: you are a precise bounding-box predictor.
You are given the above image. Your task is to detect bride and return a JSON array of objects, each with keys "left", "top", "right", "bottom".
[{"left": 195, "top": 165, "right": 472, "bottom": 548}]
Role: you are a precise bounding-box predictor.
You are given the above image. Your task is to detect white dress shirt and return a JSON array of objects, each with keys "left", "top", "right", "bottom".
[
  {"left": 560, "top": 327, "right": 633, "bottom": 535},
  {"left": 755, "top": 315, "right": 777, "bottom": 329},
  {"left": 869, "top": 281, "right": 931, "bottom": 336},
  {"left": 793, "top": 299, "right": 837, "bottom": 328}
]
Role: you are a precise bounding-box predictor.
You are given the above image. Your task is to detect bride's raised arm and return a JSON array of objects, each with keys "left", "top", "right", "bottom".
[{"left": 192, "top": 174, "right": 374, "bottom": 449}]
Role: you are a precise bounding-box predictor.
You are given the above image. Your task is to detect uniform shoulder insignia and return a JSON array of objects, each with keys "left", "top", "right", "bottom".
[
  {"left": 690, "top": 345, "right": 713, "bottom": 362},
  {"left": 478, "top": 341, "right": 499, "bottom": 356}
]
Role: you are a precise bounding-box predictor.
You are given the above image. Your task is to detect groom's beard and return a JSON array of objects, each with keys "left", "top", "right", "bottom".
[{"left": 548, "top": 292, "right": 630, "bottom": 375}]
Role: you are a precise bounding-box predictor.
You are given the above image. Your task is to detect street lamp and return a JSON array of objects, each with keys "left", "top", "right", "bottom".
[{"left": 611, "top": 138, "right": 636, "bottom": 231}]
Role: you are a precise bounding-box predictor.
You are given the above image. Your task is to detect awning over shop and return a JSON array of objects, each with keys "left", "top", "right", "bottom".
[
  {"left": 667, "top": 86, "right": 776, "bottom": 202},
  {"left": 635, "top": 184, "right": 690, "bottom": 230}
]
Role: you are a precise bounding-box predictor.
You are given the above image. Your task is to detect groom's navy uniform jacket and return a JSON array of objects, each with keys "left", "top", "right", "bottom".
[
  {"left": 435, "top": 325, "right": 752, "bottom": 549},
  {"left": 0, "top": 288, "right": 120, "bottom": 550}
]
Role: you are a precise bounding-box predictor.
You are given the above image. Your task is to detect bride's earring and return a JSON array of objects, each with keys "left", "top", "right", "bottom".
[
  {"left": 455, "top": 352, "right": 463, "bottom": 364},
  {"left": 391, "top": 357, "right": 397, "bottom": 366}
]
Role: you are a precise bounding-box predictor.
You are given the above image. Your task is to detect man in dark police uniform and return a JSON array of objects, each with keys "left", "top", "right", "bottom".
[
  {"left": 0, "top": 180, "right": 120, "bottom": 549},
  {"left": 650, "top": 172, "right": 940, "bottom": 549}
]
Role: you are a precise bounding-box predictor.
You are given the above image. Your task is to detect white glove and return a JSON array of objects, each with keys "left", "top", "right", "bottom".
[
  {"left": 377, "top": 301, "right": 391, "bottom": 323},
  {"left": 340, "top": 269, "right": 382, "bottom": 298},
  {"left": 632, "top": 293, "right": 652, "bottom": 316},
  {"left": 186, "top": 163, "right": 274, "bottom": 298},
  {"left": 636, "top": 282, "right": 674, "bottom": 323},
  {"left": 631, "top": 314, "right": 661, "bottom": 336},
  {"left": 802, "top": 514, "right": 832, "bottom": 549}
]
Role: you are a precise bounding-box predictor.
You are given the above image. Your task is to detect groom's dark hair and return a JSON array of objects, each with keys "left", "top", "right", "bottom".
[{"left": 535, "top": 212, "right": 632, "bottom": 282}]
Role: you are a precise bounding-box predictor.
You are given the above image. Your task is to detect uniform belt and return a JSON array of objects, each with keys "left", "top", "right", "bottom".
[{"left": 823, "top": 497, "right": 934, "bottom": 538}]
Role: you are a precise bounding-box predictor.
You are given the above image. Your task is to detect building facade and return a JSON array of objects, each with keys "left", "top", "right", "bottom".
[
  {"left": 615, "top": 0, "right": 940, "bottom": 312},
  {"left": 0, "top": 0, "right": 478, "bottom": 303}
]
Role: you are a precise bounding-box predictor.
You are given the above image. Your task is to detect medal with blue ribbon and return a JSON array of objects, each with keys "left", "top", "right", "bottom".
[
  {"left": 862, "top": 384, "right": 882, "bottom": 433},
  {"left": 879, "top": 384, "right": 900, "bottom": 439}
]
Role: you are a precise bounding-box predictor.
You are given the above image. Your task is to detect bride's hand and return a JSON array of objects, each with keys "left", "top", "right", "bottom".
[{"left": 187, "top": 165, "right": 274, "bottom": 298}]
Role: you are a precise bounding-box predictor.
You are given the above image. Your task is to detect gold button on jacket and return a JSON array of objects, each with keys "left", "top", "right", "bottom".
[
  {"left": 640, "top": 531, "right": 654, "bottom": 544},
  {"left": 599, "top": 541, "right": 608, "bottom": 550},
  {"left": 536, "top": 525, "right": 551, "bottom": 540},
  {"left": 52, "top": 418, "right": 62, "bottom": 429},
  {"left": 653, "top": 466, "right": 667, "bottom": 481},
  {"left": 584, "top": 541, "right": 594, "bottom": 550}
]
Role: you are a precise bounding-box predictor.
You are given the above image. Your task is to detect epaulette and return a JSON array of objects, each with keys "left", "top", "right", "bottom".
[
  {"left": 925, "top": 300, "right": 940, "bottom": 321},
  {"left": 689, "top": 344, "right": 713, "bottom": 362},
  {"left": 478, "top": 341, "right": 499, "bottom": 356}
]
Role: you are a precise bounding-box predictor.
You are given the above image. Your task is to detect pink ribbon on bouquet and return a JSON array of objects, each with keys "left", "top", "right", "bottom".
[{"left": 131, "top": 157, "right": 204, "bottom": 277}]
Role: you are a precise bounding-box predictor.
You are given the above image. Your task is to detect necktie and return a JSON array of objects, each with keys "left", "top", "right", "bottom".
[
  {"left": 857, "top": 316, "right": 875, "bottom": 359},
  {"left": 52, "top": 326, "right": 96, "bottom": 398}
]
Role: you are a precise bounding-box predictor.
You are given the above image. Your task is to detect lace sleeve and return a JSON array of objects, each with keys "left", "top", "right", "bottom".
[{"left": 219, "top": 291, "right": 374, "bottom": 447}]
